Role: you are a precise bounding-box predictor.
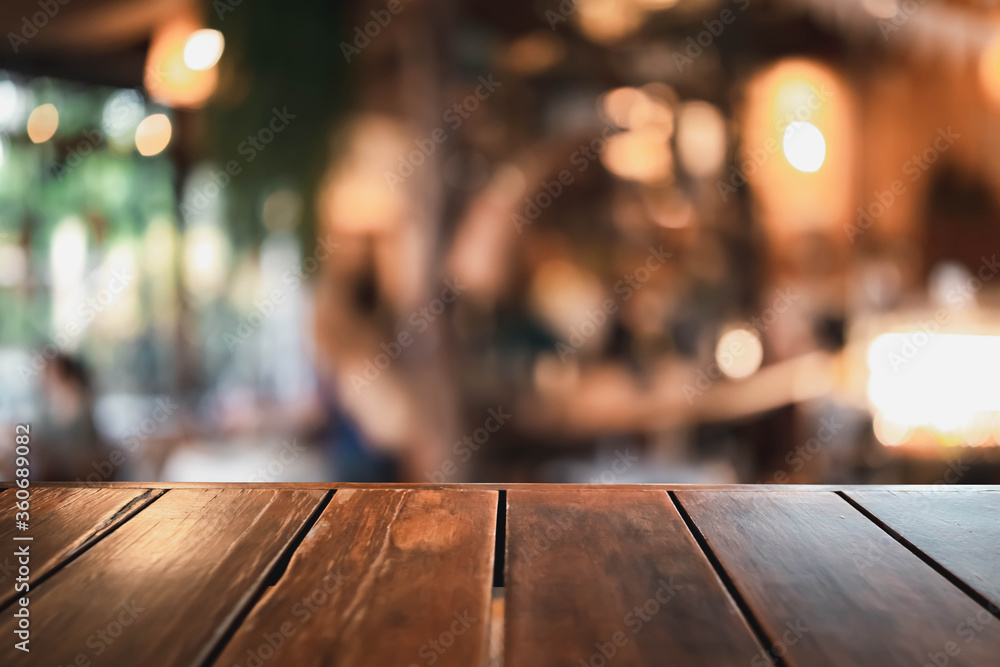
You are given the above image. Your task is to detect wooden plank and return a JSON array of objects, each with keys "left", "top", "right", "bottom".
[
  {"left": 0, "top": 486, "right": 161, "bottom": 608},
  {"left": 677, "top": 491, "right": 1000, "bottom": 667},
  {"left": 213, "top": 488, "right": 497, "bottom": 667},
  {"left": 0, "top": 488, "right": 324, "bottom": 667},
  {"left": 845, "top": 489, "right": 1000, "bottom": 610},
  {"left": 505, "top": 490, "right": 763, "bottom": 667}
]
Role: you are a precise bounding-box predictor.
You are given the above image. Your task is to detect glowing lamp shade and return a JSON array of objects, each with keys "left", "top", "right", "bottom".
[
  {"left": 27, "top": 103, "right": 59, "bottom": 143},
  {"left": 135, "top": 114, "right": 172, "bottom": 156},
  {"left": 782, "top": 121, "right": 826, "bottom": 173},
  {"left": 183, "top": 29, "right": 225, "bottom": 71}
]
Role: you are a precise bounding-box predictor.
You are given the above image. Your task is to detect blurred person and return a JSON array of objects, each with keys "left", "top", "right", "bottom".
[
  {"left": 315, "top": 376, "right": 401, "bottom": 482},
  {"left": 34, "top": 354, "right": 110, "bottom": 481}
]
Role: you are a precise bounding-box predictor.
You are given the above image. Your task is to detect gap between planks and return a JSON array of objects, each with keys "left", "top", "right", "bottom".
[
  {"left": 668, "top": 491, "right": 787, "bottom": 667},
  {"left": 836, "top": 491, "right": 1000, "bottom": 622},
  {"left": 200, "top": 490, "right": 335, "bottom": 667},
  {"left": 0, "top": 487, "right": 167, "bottom": 612}
]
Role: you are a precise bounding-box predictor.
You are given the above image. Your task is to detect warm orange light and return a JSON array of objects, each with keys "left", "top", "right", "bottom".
[
  {"left": 529, "top": 259, "right": 605, "bottom": 339},
  {"left": 676, "top": 101, "right": 727, "bottom": 178},
  {"left": 135, "top": 114, "right": 172, "bottom": 156},
  {"left": 27, "top": 103, "right": 58, "bottom": 143},
  {"left": 873, "top": 411, "right": 912, "bottom": 447},
  {"left": 740, "top": 59, "right": 853, "bottom": 240},
  {"left": 602, "top": 127, "right": 673, "bottom": 183},
  {"left": 644, "top": 187, "right": 693, "bottom": 228},
  {"left": 319, "top": 116, "right": 409, "bottom": 234},
  {"left": 979, "top": 33, "right": 1000, "bottom": 108},
  {"left": 602, "top": 87, "right": 673, "bottom": 132},
  {"left": 145, "top": 20, "right": 219, "bottom": 109},
  {"left": 502, "top": 33, "right": 565, "bottom": 75},
  {"left": 576, "top": 0, "right": 645, "bottom": 44}
]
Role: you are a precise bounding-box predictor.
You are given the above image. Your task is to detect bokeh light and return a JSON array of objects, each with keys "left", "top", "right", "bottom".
[
  {"left": 145, "top": 20, "right": 219, "bottom": 108},
  {"left": 183, "top": 29, "right": 225, "bottom": 71},
  {"left": 716, "top": 328, "right": 764, "bottom": 380},
  {"left": 26, "top": 103, "right": 58, "bottom": 143},
  {"left": 676, "top": 101, "right": 727, "bottom": 178},
  {"left": 135, "top": 114, "right": 172, "bottom": 156},
  {"left": 782, "top": 121, "right": 826, "bottom": 173}
]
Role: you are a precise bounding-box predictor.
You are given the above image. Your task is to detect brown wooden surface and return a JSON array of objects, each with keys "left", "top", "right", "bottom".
[
  {"left": 845, "top": 489, "right": 1000, "bottom": 610},
  {"left": 0, "top": 488, "right": 324, "bottom": 667},
  {"left": 505, "top": 489, "right": 763, "bottom": 667},
  {"left": 676, "top": 490, "right": 1000, "bottom": 667},
  {"left": 0, "top": 486, "right": 161, "bottom": 608},
  {"left": 4, "top": 484, "right": 1000, "bottom": 667},
  {"left": 213, "top": 488, "right": 498, "bottom": 667}
]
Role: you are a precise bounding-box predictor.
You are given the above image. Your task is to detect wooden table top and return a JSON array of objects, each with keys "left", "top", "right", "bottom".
[{"left": 2, "top": 483, "right": 999, "bottom": 666}]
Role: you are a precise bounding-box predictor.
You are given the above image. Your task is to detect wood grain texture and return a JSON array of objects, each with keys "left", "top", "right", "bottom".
[
  {"left": 213, "top": 488, "right": 498, "bottom": 667},
  {"left": 0, "top": 488, "right": 324, "bottom": 667},
  {"left": 0, "top": 486, "right": 161, "bottom": 608},
  {"left": 505, "top": 490, "right": 763, "bottom": 667},
  {"left": 677, "top": 490, "right": 1000, "bottom": 667},
  {"left": 845, "top": 489, "right": 1000, "bottom": 610}
]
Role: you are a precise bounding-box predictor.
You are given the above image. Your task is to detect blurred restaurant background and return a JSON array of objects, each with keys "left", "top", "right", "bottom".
[{"left": 1, "top": 0, "right": 1000, "bottom": 484}]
